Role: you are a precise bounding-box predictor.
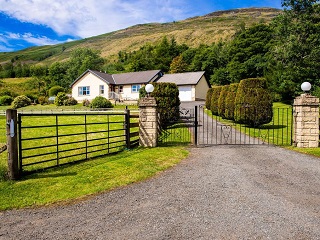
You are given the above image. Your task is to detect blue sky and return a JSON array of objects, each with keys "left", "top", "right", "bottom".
[{"left": 0, "top": 0, "right": 282, "bottom": 52}]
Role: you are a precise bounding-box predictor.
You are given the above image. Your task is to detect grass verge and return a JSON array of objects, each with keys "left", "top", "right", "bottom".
[
  {"left": 0, "top": 146, "right": 188, "bottom": 211},
  {"left": 285, "top": 146, "right": 320, "bottom": 158}
]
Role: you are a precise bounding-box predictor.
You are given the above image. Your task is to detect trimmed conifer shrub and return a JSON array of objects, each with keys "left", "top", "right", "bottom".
[
  {"left": 210, "top": 86, "right": 223, "bottom": 116},
  {"left": 234, "top": 78, "right": 273, "bottom": 127},
  {"left": 150, "top": 82, "right": 180, "bottom": 128},
  {"left": 218, "top": 85, "right": 229, "bottom": 119},
  {"left": 205, "top": 88, "right": 214, "bottom": 110},
  {"left": 224, "top": 83, "right": 239, "bottom": 120}
]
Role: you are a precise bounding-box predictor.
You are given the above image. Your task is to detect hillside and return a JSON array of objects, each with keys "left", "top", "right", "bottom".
[{"left": 0, "top": 7, "right": 281, "bottom": 65}]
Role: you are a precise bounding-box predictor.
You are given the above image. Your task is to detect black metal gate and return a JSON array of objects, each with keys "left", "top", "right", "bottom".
[
  {"left": 159, "top": 104, "right": 293, "bottom": 146},
  {"left": 196, "top": 105, "right": 293, "bottom": 146}
]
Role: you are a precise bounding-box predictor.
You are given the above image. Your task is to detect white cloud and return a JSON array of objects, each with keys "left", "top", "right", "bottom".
[
  {"left": 5, "top": 32, "right": 62, "bottom": 45},
  {"left": 0, "top": 0, "right": 190, "bottom": 38}
]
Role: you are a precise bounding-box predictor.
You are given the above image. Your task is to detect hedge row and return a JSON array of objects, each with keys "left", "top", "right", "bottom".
[
  {"left": 139, "top": 82, "right": 180, "bottom": 128},
  {"left": 205, "top": 78, "right": 273, "bottom": 127}
]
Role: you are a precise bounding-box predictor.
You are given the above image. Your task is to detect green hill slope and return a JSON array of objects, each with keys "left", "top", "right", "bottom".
[{"left": 0, "top": 7, "right": 281, "bottom": 65}]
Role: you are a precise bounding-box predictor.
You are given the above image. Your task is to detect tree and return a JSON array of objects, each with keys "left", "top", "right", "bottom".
[
  {"left": 169, "top": 55, "right": 188, "bottom": 73},
  {"left": 226, "top": 24, "right": 274, "bottom": 83},
  {"left": 30, "top": 65, "right": 47, "bottom": 94},
  {"left": 268, "top": 0, "right": 320, "bottom": 100},
  {"left": 48, "top": 62, "right": 68, "bottom": 88},
  {"left": 65, "top": 48, "right": 104, "bottom": 86}
]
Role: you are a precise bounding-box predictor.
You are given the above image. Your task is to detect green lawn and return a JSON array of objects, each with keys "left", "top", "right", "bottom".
[
  {"left": 0, "top": 103, "right": 189, "bottom": 211},
  {"left": 0, "top": 146, "right": 188, "bottom": 210}
]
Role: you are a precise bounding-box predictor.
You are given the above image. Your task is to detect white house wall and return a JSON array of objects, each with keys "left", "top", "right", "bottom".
[
  {"left": 72, "top": 72, "right": 109, "bottom": 102},
  {"left": 195, "top": 76, "right": 209, "bottom": 100},
  {"left": 121, "top": 85, "right": 140, "bottom": 100}
]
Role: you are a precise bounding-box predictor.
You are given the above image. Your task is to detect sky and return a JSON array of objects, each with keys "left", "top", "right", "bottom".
[{"left": 0, "top": 0, "right": 282, "bottom": 52}]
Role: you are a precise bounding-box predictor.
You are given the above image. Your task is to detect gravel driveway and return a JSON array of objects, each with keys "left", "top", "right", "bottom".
[{"left": 1, "top": 144, "right": 320, "bottom": 239}]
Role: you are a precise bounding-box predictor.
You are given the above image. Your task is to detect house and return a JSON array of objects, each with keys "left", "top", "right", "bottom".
[
  {"left": 71, "top": 69, "right": 162, "bottom": 102},
  {"left": 156, "top": 71, "right": 209, "bottom": 101},
  {"left": 113, "top": 70, "right": 163, "bottom": 100},
  {"left": 71, "top": 69, "right": 209, "bottom": 102}
]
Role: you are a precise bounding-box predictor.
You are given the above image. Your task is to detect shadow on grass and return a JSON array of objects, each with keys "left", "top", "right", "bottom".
[
  {"left": 252, "top": 125, "right": 288, "bottom": 130},
  {"left": 29, "top": 172, "right": 78, "bottom": 179}
]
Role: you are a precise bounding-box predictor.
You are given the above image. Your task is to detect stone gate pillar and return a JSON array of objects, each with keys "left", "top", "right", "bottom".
[
  {"left": 139, "top": 97, "right": 158, "bottom": 147},
  {"left": 293, "top": 94, "right": 319, "bottom": 148}
]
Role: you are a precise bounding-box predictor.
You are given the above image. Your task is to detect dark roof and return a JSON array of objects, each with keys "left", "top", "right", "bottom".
[
  {"left": 157, "top": 71, "right": 206, "bottom": 85},
  {"left": 112, "top": 70, "right": 162, "bottom": 85},
  {"left": 70, "top": 69, "right": 115, "bottom": 87},
  {"left": 90, "top": 70, "right": 115, "bottom": 85}
]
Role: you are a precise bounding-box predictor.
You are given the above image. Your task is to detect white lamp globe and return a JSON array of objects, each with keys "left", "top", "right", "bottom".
[
  {"left": 301, "top": 82, "right": 312, "bottom": 92},
  {"left": 145, "top": 84, "right": 154, "bottom": 93}
]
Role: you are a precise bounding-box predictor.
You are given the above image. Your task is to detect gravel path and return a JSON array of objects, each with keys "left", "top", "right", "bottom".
[{"left": 1, "top": 144, "right": 320, "bottom": 239}]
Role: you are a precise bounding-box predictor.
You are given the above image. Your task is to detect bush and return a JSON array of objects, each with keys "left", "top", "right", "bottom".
[
  {"left": 0, "top": 95, "right": 13, "bottom": 106},
  {"left": 82, "top": 99, "right": 90, "bottom": 107},
  {"left": 139, "top": 86, "right": 147, "bottom": 99},
  {"left": 205, "top": 88, "right": 214, "bottom": 110},
  {"left": 0, "top": 89, "right": 17, "bottom": 97},
  {"left": 150, "top": 83, "right": 180, "bottom": 128},
  {"left": 25, "top": 93, "right": 38, "bottom": 104},
  {"left": 64, "top": 97, "right": 78, "bottom": 106},
  {"left": 224, "top": 83, "right": 239, "bottom": 120},
  {"left": 38, "top": 96, "right": 49, "bottom": 105},
  {"left": 54, "top": 92, "right": 68, "bottom": 106},
  {"left": 90, "top": 96, "right": 113, "bottom": 109},
  {"left": 234, "top": 78, "right": 273, "bottom": 127},
  {"left": 49, "top": 86, "right": 64, "bottom": 96},
  {"left": 11, "top": 95, "right": 32, "bottom": 109},
  {"left": 210, "top": 86, "right": 223, "bottom": 115},
  {"left": 218, "top": 85, "right": 229, "bottom": 119}
]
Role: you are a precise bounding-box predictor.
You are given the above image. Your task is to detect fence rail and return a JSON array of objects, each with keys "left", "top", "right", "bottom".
[{"left": 18, "top": 111, "right": 138, "bottom": 174}]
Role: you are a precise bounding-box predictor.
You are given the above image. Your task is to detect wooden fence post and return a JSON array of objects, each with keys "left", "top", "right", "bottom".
[
  {"left": 6, "top": 109, "right": 19, "bottom": 180},
  {"left": 125, "top": 109, "right": 131, "bottom": 149}
]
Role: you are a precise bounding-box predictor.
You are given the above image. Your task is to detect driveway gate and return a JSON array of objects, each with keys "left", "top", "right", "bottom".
[
  {"left": 196, "top": 105, "right": 292, "bottom": 146},
  {"left": 159, "top": 104, "right": 293, "bottom": 146}
]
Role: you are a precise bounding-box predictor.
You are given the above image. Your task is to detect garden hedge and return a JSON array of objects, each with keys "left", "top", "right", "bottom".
[
  {"left": 218, "top": 85, "right": 229, "bottom": 119},
  {"left": 205, "top": 88, "right": 214, "bottom": 110},
  {"left": 234, "top": 78, "right": 273, "bottom": 126},
  {"left": 210, "top": 86, "right": 223, "bottom": 116},
  {"left": 224, "top": 83, "right": 239, "bottom": 120},
  {"left": 140, "top": 83, "right": 180, "bottom": 128}
]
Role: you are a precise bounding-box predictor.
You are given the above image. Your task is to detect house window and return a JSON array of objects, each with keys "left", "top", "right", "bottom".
[
  {"left": 131, "top": 85, "right": 141, "bottom": 93},
  {"left": 119, "top": 85, "right": 123, "bottom": 93},
  {"left": 78, "top": 86, "right": 90, "bottom": 96},
  {"left": 99, "top": 85, "right": 104, "bottom": 95}
]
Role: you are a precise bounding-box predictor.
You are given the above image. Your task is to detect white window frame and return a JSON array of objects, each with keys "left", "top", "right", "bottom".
[
  {"left": 99, "top": 85, "right": 104, "bottom": 95},
  {"left": 131, "top": 84, "right": 141, "bottom": 93},
  {"left": 78, "top": 86, "right": 90, "bottom": 96},
  {"left": 119, "top": 85, "right": 124, "bottom": 93}
]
